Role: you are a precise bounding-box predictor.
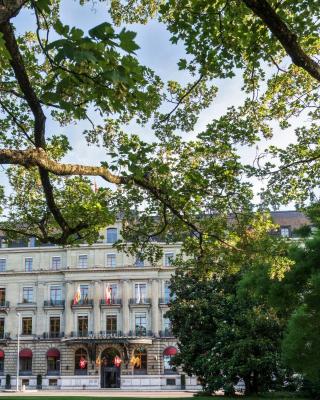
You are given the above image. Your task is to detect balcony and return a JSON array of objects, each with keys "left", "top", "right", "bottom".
[
  {"left": 129, "top": 298, "right": 151, "bottom": 307},
  {"left": 159, "top": 329, "right": 174, "bottom": 338},
  {"left": 16, "top": 301, "right": 37, "bottom": 311},
  {"left": 159, "top": 298, "right": 171, "bottom": 307},
  {"left": 71, "top": 299, "right": 93, "bottom": 308},
  {"left": 100, "top": 298, "right": 122, "bottom": 308},
  {"left": 0, "top": 301, "right": 10, "bottom": 312},
  {"left": 99, "top": 330, "right": 123, "bottom": 337},
  {"left": 0, "top": 332, "right": 10, "bottom": 340},
  {"left": 43, "top": 332, "right": 65, "bottom": 339},
  {"left": 71, "top": 331, "right": 94, "bottom": 338},
  {"left": 44, "top": 300, "right": 65, "bottom": 309},
  {"left": 129, "top": 329, "right": 153, "bottom": 337}
]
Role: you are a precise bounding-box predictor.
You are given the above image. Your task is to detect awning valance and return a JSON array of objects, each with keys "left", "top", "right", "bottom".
[
  {"left": 0, "top": 350, "right": 4, "bottom": 358},
  {"left": 47, "top": 348, "right": 60, "bottom": 358},
  {"left": 20, "top": 348, "right": 32, "bottom": 358},
  {"left": 163, "top": 346, "right": 177, "bottom": 356}
]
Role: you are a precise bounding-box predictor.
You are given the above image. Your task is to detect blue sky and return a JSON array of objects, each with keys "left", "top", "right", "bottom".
[{"left": 8, "top": 0, "right": 302, "bottom": 206}]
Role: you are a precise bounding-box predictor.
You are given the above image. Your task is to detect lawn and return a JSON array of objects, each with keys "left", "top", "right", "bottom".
[{"left": 0, "top": 395, "right": 312, "bottom": 400}]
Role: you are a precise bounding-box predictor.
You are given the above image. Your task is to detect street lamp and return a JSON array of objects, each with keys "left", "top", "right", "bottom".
[{"left": 16, "top": 312, "right": 21, "bottom": 392}]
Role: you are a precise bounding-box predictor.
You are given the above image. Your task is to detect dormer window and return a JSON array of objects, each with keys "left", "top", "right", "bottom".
[{"left": 280, "top": 226, "right": 290, "bottom": 238}]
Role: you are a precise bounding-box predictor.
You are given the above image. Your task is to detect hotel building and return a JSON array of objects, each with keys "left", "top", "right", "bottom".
[{"left": 0, "top": 211, "right": 310, "bottom": 390}]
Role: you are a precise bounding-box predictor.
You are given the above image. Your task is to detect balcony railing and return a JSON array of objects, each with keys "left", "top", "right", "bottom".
[
  {"left": 159, "top": 298, "right": 171, "bottom": 305},
  {"left": 71, "top": 299, "right": 93, "bottom": 307},
  {"left": 129, "top": 329, "right": 153, "bottom": 337},
  {"left": 0, "top": 301, "right": 9, "bottom": 309},
  {"left": 43, "top": 332, "right": 65, "bottom": 339},
  {"left": 71, "top": 330, "right": 94, "bottom": 338},
  {"left": 129, "top": 298, "right": 151, "bottom": 305},
  {"left": 44, "top": 300, "right": 65, "bottom": 308},
  {"left": 99, "top": 330, "right": 123, "bottom": 337},
  {"left": 0, "top": 332, "right": 10, "bottom": 340},
  {"left": 159, "top": 329, "right": 174, "bottom": 337},
  {"left": 100, "top": 298, "right": 122, "bottom": 306}
]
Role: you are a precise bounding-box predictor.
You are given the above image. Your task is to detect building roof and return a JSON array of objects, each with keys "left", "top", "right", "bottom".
[{"left": 270, "top": 210, "right": 311, "bottom": 230}]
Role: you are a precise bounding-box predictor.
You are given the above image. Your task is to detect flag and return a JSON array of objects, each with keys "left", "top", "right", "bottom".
[
  {"left": 79, "top": 356, "right": 87, "bottom": 369},
  {"left": 73, "top": 285, "right": 81, "bottom": 305},
  {"left": 105, "top": 284, "right": 112, "bottom": 305},
  {"left": 114, "top": 355, "right": 122, "bottom": 367}
]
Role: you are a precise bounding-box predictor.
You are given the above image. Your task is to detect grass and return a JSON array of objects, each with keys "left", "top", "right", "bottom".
[{"left": 0, "top": 395, "right": 312, "bottom": 400}]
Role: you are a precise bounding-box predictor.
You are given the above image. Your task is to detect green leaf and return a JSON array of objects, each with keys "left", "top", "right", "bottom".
[{"left": 118, "top": 29, "right": 139, "bottom": 53}]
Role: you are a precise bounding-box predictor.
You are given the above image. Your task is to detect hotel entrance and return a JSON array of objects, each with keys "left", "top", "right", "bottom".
[{"left": 100, "top": 347, "right": 121, "bottom": 388}]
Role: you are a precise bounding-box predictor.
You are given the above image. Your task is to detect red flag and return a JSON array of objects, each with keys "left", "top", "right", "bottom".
[
  {"left": 105, "top": 284, "right": 112, "bottom": 304},
  {"left": 73, "top": 286, "right": 81, "bottom": 305},
  {"left": 79, "top": 357, "right": 87, "bottom": 369},
  {"left": 114, "top": 355, "right": 122, "bottom": 367}
]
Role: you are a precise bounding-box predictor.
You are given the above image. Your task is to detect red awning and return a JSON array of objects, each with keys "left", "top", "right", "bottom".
[
  {"left": 0, "top": 350, "right": 4, "bottom": 358},
  {"left": 20, "top": 348, "right": 32, "bottom": 358},
  {"left": 163, "top": 346, "right": 177, "bottom": 356},
  {"left": 47, "top": 348, "right": 60, "bottom": 358}
]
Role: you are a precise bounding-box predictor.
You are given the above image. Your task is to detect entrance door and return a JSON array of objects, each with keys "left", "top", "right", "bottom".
[
  {"left": 100, "top": 347, "right": 121, "bottom": 389},
  {"left": 101, "top": 366, "right": 120, "bottom": 388}
]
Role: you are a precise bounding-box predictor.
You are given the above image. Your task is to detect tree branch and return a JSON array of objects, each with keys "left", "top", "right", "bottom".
[
  {"left": 242, "top": 0, "right": 320, "bottom": 82},
  {"left": 0, "top": 0, "right": 28, "bottom": 23}
]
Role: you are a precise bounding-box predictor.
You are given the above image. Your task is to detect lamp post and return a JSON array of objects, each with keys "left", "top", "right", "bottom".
[{"left": 16, "top": 312, "right": 21, "bottom": 392}]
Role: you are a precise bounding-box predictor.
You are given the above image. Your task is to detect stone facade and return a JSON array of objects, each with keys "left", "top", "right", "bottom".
[{"left": 0, "top": 222, "right": 200, "bottom": 390}]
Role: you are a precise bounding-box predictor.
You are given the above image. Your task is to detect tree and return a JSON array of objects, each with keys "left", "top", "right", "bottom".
[
  {"left": 0, "top": 0, "right": 318, "bottom": 250},
  {"left": 166, "top": 263, "right": 284, "bottom": 395}
]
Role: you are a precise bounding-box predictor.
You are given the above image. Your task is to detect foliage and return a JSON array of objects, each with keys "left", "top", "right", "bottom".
[{"left": 166, "top": 259, "right": 285, "bottom": 395}]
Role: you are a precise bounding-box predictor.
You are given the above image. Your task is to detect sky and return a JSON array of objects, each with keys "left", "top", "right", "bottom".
[{"left": 4, "top": 0, "right": 304, "bottom": 208}]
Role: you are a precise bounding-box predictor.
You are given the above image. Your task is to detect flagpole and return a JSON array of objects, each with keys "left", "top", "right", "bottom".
[{"left": 16, "top": 312, "right": 21, "bottom": 392}]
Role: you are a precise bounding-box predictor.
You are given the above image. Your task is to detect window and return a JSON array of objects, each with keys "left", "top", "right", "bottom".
[
  {"left": 20, "top": 349, "right": 32, "bottom": 374},
  {"left": 78, "top": 316, "right": 88, "bottom": 337},
  {"left": 110, "top": 284, "right": 118, "bottom": 301},
  {"left": 164, "top": 252, "right": 174, "bottom": 267},
  {"left": 0, "top": 348, "right": 4, "bottom": 372},
  {"left": 135, "top": 283, "right": 147, "bottom": 304},
  {"left": 0, "top": 288, "right": 5, "bottom": 306},
  {"left": 135, "top": 313, "right": 147, "bottom": 336},
  {"left": 22, "top": 287, "right": 33, "bottom": 303},
  {"left": 280, "top": 227, "right": 290, "bottom": 238},
  {"left": 49, "top": 379, "right": 58, "bottom": 386},
  {"left": 106, "top": 228, "right": 117, "bottom": 244},
  {"left": 49, "top": 317, "right": 60, "bottom": 338},
  {"left": 0, "top": 319, "right": 4, "bottom": 339},
  {"left": 133, "top": 347, "right": 147, "bottom": 374},
  {"left": 50, "top": 286, "right": 62, "bottom": 304},
  {"left": 51, "top": 256, "right": 61, "bottom": 270},
  {"left": 80, "top": 285, "right": 89, "bottom": 301},
  {"left": 47, "top": 348, "right": 60, "bottom": 374},
  {"left": 163, "top": 346, "right": 177, "bottom": 373},
  {"left": 106, "top": 253, "right": 116, "bottom": 268},
  {"left": 166, "top": 378, "right": 176, "bottom": 385},
  {"left": 28, "top": 237, "right": 36, "bottom": 247},
  {"left": 25, "top": 257, "right": 33, "bottom": 272},
  {"left": 163, "top": 317, "right": 171, "bottom": 332},
  {"left": 22, "top": 317, "right": 32, "bottom": 335},
  {"left": 106, "top": 315, "right": 117, "bottom": 334},
  {"left": 134, "top": 257, "right": 144, "bottom": 267},
  {"left": 0, "top": 259, "right": 6, "bottom": 272},
  {"left": 78, "top": 255, "right": 88, "bottom": 268},
  {"left": 75, "top": 348, "right": 88, "bottom": 375},
  {"left": 164, "top": 282, "right": 171, "bottom": 303}
]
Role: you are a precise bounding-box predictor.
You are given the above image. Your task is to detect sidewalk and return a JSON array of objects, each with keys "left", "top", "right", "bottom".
[{"left": 0, "top": 390, "right": 196, "bottom": 397}]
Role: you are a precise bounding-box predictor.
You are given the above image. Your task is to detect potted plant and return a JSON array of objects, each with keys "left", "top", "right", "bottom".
[
  {"left": 36, "top": 374, "right": 42, "bottom": 389},
  {"left": 5, "top": 374, "right": 11, "bottom": 389}
]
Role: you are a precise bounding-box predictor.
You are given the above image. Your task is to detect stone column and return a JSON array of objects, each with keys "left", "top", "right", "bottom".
[
  {"left": 65, "top": 281, "right": 73, "bottom": 336},
  {"left": 151, "top": 279, "right": 159, "bottom": 336},
  {"left": 93, "top": 281, "right": 101, "bottom": 334},
  {"left": 122, "top": 280, "right": 130, "bottom": 335}
]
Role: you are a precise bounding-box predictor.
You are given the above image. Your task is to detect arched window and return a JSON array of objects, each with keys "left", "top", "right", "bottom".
[
  {"left": 75, "top": 348, "right": 88, "bottom": 375},
  {"left": 47, "top": 348, "right": 60, "bottom": 375},
  {"left": 19, "top": 348, "right": 32, "bottom": 375},
  {"left": 106, "top": 228, "right": 117, "bottom": 244},
  {"left": 0, "top": 349, "right": 4, "bottom": 373},
  {"left": 163, "top": 346, "right": 177, "bottom": 374},
  {"left": 133, "top": 347, "right": 147, "bottom": 375}
]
